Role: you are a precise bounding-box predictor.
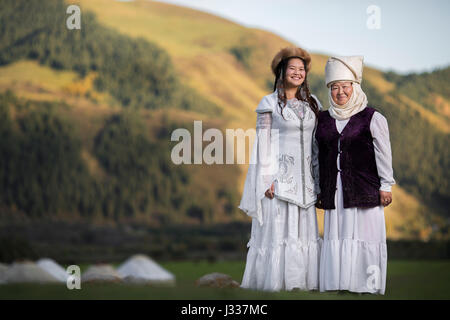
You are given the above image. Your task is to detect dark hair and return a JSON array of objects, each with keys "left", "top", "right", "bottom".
[{"left": 273, "top": 57, "right": 319, "bottom": 119}]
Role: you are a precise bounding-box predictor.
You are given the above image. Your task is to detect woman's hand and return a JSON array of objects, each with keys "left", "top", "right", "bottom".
[
  {"left": 265, "top": 182, "right": 275, "bottom": 199},
  {"left": 380, "top": 191, "right": 392, "bottom": 207},
  {"left": 315, "top": 193, "right": 323, "bottom": 209}
]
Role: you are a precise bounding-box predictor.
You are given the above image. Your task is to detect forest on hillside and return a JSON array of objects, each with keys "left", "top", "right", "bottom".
[
  {"left": 0, "top": 0, "right": 221, "bottom": 115},
  {"left": 0, "top": 0, "right": 448, "bottom": 241},
  {"left": 0, "top": 0, "right": 240, "bottom": 224},
  {"left": 384, "top": 67, "right": 450, "bottom": 116},
  {"left": 364, "top": 79, "right": 449, "bottom": 218},
  {"left": 0, "top": 91, "right": 241, "bottom": 224}
]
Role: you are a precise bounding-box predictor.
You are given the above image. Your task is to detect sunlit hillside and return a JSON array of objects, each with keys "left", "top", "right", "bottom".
[{"left": 0, "top": 0, "right": 448, "bottom": 240}]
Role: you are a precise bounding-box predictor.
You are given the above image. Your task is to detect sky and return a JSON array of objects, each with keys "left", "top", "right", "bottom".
[{"left": 155, "top": 0, "right": 450, "bottom": 74}]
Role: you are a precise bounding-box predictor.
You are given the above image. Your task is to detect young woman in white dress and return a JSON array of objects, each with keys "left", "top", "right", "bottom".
[
  {"left": 316, "top": 56, "right": 395, "bottom": 295},
  {"left": 239, "top": 47, "right": 323, "bottom": 292}
]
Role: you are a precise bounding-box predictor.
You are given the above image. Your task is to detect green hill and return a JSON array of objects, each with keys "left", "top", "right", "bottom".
[
  {"left": 0, "top": 0, "right": 448, "bottom": 241},
  {"left": 384, "top": 67, "right": 450, "bottom": 119}
]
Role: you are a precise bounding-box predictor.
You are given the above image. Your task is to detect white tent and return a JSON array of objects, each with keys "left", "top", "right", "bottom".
[
  {"left": 81, "top": 264, "right": 122, "bottom": 283},
  {"left": 117, "top": 254, "right": 175, "bottom": 285},
  {"left": 36, "top": 258, "right": 67, "bottom": 283},
  {"left": 0, "top": 263, "right": 8, "bottom": 284},
  {"left": 1, "top": 261, "right": 60, "bottom": 284}
]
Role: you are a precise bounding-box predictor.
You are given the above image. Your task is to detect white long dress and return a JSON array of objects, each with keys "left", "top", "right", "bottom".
[
  {"left": 319, "top": 111, "right": 395, "bottom": 295},
  {"left": 239, "top": 91, "right": 323, "bottom": 292}
]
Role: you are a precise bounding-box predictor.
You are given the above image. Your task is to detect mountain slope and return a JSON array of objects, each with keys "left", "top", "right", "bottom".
[
  {"left": 73, "top": 0, "right": 449, "bottom": 227},
  {"left": 0, "top": 0, "right": 447, "bottom": 240}
]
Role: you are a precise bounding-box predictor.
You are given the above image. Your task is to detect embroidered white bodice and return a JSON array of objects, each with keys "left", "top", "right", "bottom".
[{"left": 239, "top": 90, "right": 322, "bottom": 225}]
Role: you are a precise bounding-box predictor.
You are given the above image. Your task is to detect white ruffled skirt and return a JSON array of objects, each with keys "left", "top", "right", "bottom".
[
  {"left": 319, "top": 172, "right": 388, "bottom": 294},
  {"left": 240, "top": 196, "right": 322, "bottom": 292}
]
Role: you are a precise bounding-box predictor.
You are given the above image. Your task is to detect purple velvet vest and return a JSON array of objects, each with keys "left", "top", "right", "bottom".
[{"left": 315, "top": 107, "right": 381, "bottom": 209}]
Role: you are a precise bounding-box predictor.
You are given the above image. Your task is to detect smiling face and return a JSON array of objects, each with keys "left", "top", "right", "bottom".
[
  {"left": 284, "top": 58, "right": 306, "bottom": 89},
  {"left": 330, "top": 81, "right": 353, "bottom": 105}
]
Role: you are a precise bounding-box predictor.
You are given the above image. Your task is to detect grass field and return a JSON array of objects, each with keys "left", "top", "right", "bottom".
[{"left": 0, "top": 260, "right": 449, "bottom": 300}]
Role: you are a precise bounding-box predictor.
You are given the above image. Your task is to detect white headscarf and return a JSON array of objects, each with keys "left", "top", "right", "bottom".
[
  {"left": 328, "top": 82, "right": 368, "bottom": 120},
  {"left": 325, "top": 56, "right": 368, "bottom": 120}
]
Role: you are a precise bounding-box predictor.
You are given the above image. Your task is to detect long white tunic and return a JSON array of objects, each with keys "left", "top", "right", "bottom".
[
  {"left": 319, "top": 110, "right": 395, "bottom": 295},
  {"left": 239, "top": 91, "right": 323, "bottom": 291}
]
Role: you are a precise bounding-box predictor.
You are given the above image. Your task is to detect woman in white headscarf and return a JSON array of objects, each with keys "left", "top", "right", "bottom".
[
  {"left": 239, "top": 47, "right": 323, "bottom": 292},
  {"left": 315, "top": 56, "right": 395, "bottom": 294}
]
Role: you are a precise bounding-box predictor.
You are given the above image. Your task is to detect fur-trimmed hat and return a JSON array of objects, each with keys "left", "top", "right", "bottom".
[{"left": 271, "top": 47, "right": 312, "bottom": 75}]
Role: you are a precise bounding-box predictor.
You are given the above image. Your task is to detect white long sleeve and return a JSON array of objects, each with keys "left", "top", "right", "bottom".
[
  {"left": 256, "top": 112, "right": 276, "bottom": 187},
  {"left": 370, "top": 112, "right": 395, "bottom": 192},
  {"left": 238, "top": 96, "right": 278, "bottom": 226},
  {"left": 312, "top": 134, "right": 320, "bottom": 194},
  {"left": 311, "top": 95, "right": 322, "bottom": 194}
]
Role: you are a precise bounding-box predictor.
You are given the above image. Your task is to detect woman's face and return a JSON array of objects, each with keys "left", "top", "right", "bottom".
[
  {"left": 284, "top": 58, "right": 306, "bottom": 88},
  {"left": 330, "top": 81, "right": 353, "bottom": 105}
]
